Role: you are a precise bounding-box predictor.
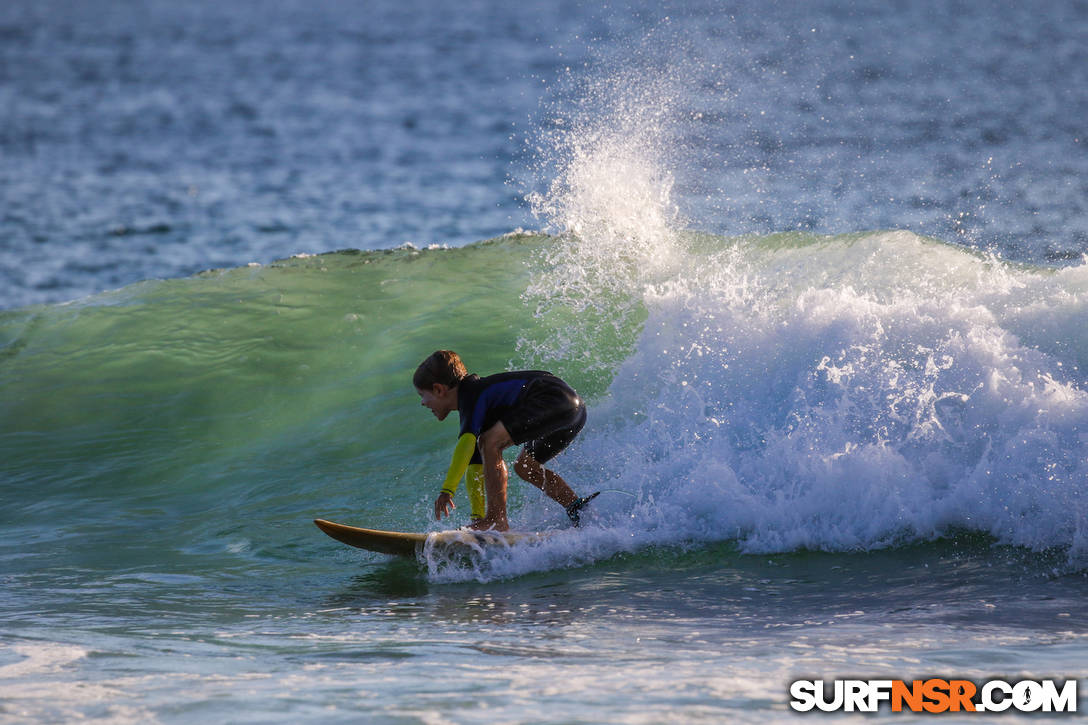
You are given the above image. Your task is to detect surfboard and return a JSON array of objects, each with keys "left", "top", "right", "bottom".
[{"left": 313, "top": 518, "right": 546, "bottom": 557}]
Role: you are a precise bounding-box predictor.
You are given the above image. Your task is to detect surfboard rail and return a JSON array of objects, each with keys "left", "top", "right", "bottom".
[{"left": 314, "top": 518, "right": 545, "bottom": 557}]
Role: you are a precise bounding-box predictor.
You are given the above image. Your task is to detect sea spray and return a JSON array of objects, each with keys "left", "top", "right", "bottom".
[
  {"left": 518, "top": 39, "right": 697, "bottom": 385},
  {"left": 510, "top": 34, "right": 1088, "bottom": 565}
]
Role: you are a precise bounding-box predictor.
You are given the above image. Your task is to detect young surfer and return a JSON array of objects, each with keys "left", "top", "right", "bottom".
[{"left": 413, "top": 350, "right": 599, "bottom": 531}]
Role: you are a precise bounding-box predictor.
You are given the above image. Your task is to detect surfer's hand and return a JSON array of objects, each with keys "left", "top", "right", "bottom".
[{"left": 435, "top": 491, "right": 455, "bottom": 520}]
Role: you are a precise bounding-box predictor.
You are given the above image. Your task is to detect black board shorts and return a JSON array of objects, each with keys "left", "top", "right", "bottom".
[{"left": 502, "top": 376, "right": 587, "bottom": 464}]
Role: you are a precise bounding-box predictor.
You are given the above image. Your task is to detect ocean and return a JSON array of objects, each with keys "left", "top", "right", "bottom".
[{"left": 1, "top": 0, "right": 1086, "bottom": 722}]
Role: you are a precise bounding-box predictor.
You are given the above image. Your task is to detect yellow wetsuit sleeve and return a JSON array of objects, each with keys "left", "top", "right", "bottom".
[
  {"left": 440, "top": 433, "right": 477, "bottom": 496},
  {"left": 465, "top": 464, "right": 485, "bottom": 521}
]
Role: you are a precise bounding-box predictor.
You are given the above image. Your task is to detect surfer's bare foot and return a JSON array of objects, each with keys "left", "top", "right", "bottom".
[
  {"left": 468, "top": 516, "right": 509, "bottom": 532},
  {"left": 566, "top": 491, "right": 601, "bottom": 527}
]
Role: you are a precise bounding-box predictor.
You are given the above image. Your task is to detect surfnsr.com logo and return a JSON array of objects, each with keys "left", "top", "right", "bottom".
[{"left": 789, "top": 679, "right": 1078, "bottom": 713}]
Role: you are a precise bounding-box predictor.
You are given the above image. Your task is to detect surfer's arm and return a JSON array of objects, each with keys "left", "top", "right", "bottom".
[
  {"left": 435, "top": 433, "right": 477, "bottom": 520},
  {"left": 465, "top": 463, "right": 486, "bottom": 521}
]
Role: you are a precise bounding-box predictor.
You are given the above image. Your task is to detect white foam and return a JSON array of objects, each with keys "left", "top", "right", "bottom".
[
  {"left": 569, "top": 232, "right": 1088, "bottom": 561},
  {"left": 508, "top": 44, "right": 1088, "bottom": 573},
  {"left": 0, "top": 642, "right": 87, "bottom": 677},
  {"left": 518, "top": 97, "right": 1088, "bottom": 564}
]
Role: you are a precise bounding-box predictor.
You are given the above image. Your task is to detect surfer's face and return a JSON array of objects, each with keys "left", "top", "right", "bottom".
[{"left": 417, "top": 384, "right": 456, "bottom": 421}]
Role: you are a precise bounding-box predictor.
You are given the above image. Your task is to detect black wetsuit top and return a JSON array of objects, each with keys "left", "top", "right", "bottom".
[{"left": 456, "top": 371, "right": 585, "bottom": 465}]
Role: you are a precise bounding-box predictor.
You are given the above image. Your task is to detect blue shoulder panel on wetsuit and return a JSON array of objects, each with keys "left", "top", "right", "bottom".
[{"left": 467, "top": 378, "right": 527, "bottom": 436}]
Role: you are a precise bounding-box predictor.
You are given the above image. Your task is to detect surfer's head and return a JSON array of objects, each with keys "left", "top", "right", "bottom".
[
  {"left": 414, "top": 350, "right": 466, "bottom": 421},
  {"left": 413, "top": 350, "right": 467, "bottom": 390}
]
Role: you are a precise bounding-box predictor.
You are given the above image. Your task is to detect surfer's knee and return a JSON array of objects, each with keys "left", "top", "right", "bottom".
[{"left": 479, "top": 422, "right": 513, "bottom": 457}]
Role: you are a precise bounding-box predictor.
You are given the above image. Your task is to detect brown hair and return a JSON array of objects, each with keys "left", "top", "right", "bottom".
[{"left": 413, "top": 350, "right": 468, "bottom": 390}]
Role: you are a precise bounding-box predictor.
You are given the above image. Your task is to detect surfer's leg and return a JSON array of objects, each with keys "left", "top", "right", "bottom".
[
  {"left": 473, "top": 421, "right": 514, "bottom": 531},
  {"left": 514, "top": 450, "right": 577, "bottom": 508},
  {"left": 505, "top": 381, "right": 588, "bottom": 520}
]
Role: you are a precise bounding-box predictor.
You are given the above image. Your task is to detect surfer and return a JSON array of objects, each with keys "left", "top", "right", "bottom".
[{"left": 413, "top": 350, "right": 599, "bottom": 531}]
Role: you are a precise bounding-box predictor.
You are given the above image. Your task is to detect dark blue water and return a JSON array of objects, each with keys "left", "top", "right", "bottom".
[{"left": 3, "top": 0, "right": 1086, "bottom": 309}]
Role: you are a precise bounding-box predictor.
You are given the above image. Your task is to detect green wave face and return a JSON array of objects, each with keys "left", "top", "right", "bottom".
[{"left": 2, "top": 237, "right": 541, "bottom": 505}]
